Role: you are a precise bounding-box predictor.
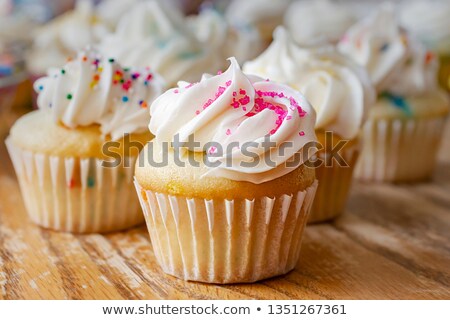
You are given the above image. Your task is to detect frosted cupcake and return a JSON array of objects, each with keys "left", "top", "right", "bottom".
[
  {"left": 134, "top": 58, "right": 318, "bottom": 283},
  {"left": 187, "top": 8, "right": 264, "bottom": 64},
  {"left": 225, "top": 0, "right": 292, "bottom": 45},
  {"left": 98, "top": 1, "right": 223, "bottom": 86},
  {"left": 339, "top": 5, "right": 450, "bottom": 182},
  {"left": 399, "top": 0, "right": 450, "bottom": 92},
  {"left": 244, "top": 27, "right": 374, "bottom": 223},
  {"left": 6, "top": 49, "right": 164, "bottom": 233},
  {"left": 284, "top": 0, "right": 356, "bottom": 47}
]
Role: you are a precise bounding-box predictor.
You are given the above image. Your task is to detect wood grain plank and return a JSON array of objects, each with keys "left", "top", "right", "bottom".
[{"left": 0, "top": 118, "right": 449, "bottom": 300}]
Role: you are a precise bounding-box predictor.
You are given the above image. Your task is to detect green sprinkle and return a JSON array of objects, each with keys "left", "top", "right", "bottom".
[
  {"left": 87, "top": 177, "right": 95, "bottom": 188},
  {"left": 108, "top": 58, "right": 115, "bottom": 63},
  {"left": 61, "top": 69, "right": 66, "bottom": 74},
  {"left": 67, "top": 93, "right": 73, "bottom": 100}
]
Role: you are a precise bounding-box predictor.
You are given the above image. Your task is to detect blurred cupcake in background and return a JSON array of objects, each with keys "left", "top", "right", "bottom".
[
  {"left": 284, "top": 0, "right": 356, "bottom": 47},
  {"left": 399, "top": 0, "right": 450, "bottom": 92},
  {"left": 95, "top": 0, "right": 140, "bottom": 31},
  {"left": 244, "top": 27, "right": 375, "bottom": 223},
  {"left": 187, "top": 8, "right": 264, "bottom": 65},
  {"left": 0, "top": 42, "right": 32, "bottom": 137},
  {"left": 26, "top": 0, "right": 108, "bottom": 78},
  {"left": 339, "top": 4, "right": 449, "bottom": 182},
  {"left": 225, "top": 0, "right": 292, "bottom": 45},
  {"left": 98, "top": 0, "right": 224, "bottom": 86},
  {"left": 135, "top": 58, "right": 318, "bottom": 283},
  {"left": 6, "top": 49, "right": 164, "bottom": 233}
]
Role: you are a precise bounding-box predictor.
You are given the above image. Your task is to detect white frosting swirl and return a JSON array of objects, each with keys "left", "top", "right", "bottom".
[
  {"left": 150, "top": 58, "right": 317, "bottom": 184},
  {"left": 284, "top": 0, "right": 356, "bottom": 47},
  {"left": 34, "top": 49, "right": 164, "bottom": 140},
  {"left": 244, "top": 27, "right": 375, "bottom": 140},
  {"left": 27, "top": 0, "right": 108, "bottom": 75},
  {"left": 338, "top": 4, "right": 408, "bottom": 90},
  {"left": 384, "top": 35, "right": 440, "bottom": 97},
  {"left": 225, "top": 0, "right": 291, "bottom": 41},
  {"left": 187, "top": 9, "right": 264, "bottom": 65},
  {"left": 97, "top": 1, "right": 223, "bottom": 85},
  {"left": 399, "top": 0, "right": 450, "bottom": 54}
]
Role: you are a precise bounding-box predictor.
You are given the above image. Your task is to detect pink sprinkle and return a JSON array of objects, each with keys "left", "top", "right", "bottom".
[
  {"left": 174, "top": 89, "right": 179, "bottom": 94},
  {"left": 299, "top": 131, "right": 305, "bottom": 136},
  {"left": 208, "top": 146, "right": 217, "bottom": 154},
  {"left": 226, "top": 80, "right": 232, "bottom": 87},
  {"left": 195, "top": 110, "right": 200, "bottom": 115},
  {"left": 286, "top": 115, "right": 292, "bottom": 120},
  {"left": 226, "top": 129, "right": 231, "bottom": 136},
  {"left": 239, "top": 96, "right": 250, "bottom": 105},
  {"left": 232, "top": 92, "right": 237, "bottom": 97},
  {"left": 217, "top": 70, "right": 223, "bottom": 75},
  {"left": 239, "top": 89, "right": 246, "bottom": 95}
]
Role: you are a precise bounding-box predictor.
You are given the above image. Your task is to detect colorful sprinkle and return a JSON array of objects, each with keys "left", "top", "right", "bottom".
[
  {"left": 108, "top": 58, "right": 115, "bottom": 63},
  {"left": 381, "top": 92, "right": 412, "bottom": 116},
  {"left": 299, "top": 131, "right": 305, "bottom": 136},
  {"left": 66, "top": 93, "right": 73, "bottom": 100},
  {"left": 61, "top": 69, "right": 66, "bottom": 75},
  {"left": 380, "top": 43, "right": 389, "bottom": 52},
  {"left": 87, "top": 177, "right": 95, "bottom": 188},
  {"left": 122, "top": 96, "right": 129, "bottom": 102}
]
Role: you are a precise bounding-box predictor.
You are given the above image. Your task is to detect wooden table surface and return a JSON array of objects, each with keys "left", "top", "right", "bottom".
[{"left": 0, "top": 120, "right": 449, "bottom": 300}]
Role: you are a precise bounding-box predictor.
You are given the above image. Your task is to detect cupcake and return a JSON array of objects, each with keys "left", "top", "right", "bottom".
[
  {"left": 284, "top": 0, "right": 356, "bottom": 47},
  {"left": 6, "top": 49, "right": 164, "bottom": 233},
  {"left": 399, "top": 0, "right": 450, "bottom": 92},
  {"left": 339, "top": 5, "right": 450, "bottom": 182},
  {"left": 244, "top": 27, "right": 374, "bottom": 223},
  {"left": 97, "top": 0, "right": 223, "bottom": 86},
  {"left": 134, "top": 58, "right": 318, "bottom": 283},
  {"left": 0, "top": 42, "right": 32, "bottom": 137},
  {"left": 225, "top": 0, "right": 292, "bottom": 45},
  {"left": 187, "top": 8, "right": 265, "bottom": 64}
]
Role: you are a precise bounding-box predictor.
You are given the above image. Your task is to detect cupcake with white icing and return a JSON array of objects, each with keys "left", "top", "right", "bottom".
[
  {"left": 27, "top": 0, "right": 108, "bottom": 76},
  {"left": 399, "top": 0, "right": 450, "bottom": 92},
  {"left": 98, "top": 0, "right": 223, "bottom": 86},
  {"left": 225, "top": 0, "right": 292, "bottom": 45},
  {"left": 6, "top": 49, "right": 165, "bottom": 233},
  {"left": 284, "top": 0, "right": 356, "bottom": 47},
  {"left": 134, "top": 58, "right": 318, "bottom": 283},
  {"left": 244, "top": 27, "right": 375, "bottom": 223},
  {"left": 187, "top": 8, "right": 264, "bottom": 64},
  {"left": 339, "top": 5, "right": 450, "bottom": 182}
]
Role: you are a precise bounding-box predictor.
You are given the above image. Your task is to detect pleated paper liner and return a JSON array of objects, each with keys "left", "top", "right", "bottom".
[
  {"left": 355, "top": 116, "right": 447, "bottom": 182},
  {"left": 6, "top": 138, "right": 144, "bottom": 233},
  {"left": 309, "top": 146, "right": 359, "bottom": 224},
  {"left": 134, "top": 179, "right": 318, "bottom": 284}
]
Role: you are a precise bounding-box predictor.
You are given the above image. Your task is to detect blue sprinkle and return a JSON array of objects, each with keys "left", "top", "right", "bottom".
[
  {"left": 380, "top": 43, "right": 389, "bottom": 52},
  {"left": 144, "top": 81, "right": 148, "bottom": 86},
  {"left": 178, "top": 51, "right": 201, "bottom": 59},
  {"left": 122, "top": 96, "right": 129, "bottom": 103},
  {"left": 87, "top": 177, "right": 95, "bottom": 188},
  {"left": 38, "top": 85, "right": 44, "bottom": 91},
  {"left": 381, "top": 92, "right": 413, "bottom": 116}
]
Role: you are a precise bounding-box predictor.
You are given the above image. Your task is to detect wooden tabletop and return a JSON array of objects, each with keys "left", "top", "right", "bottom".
[{"left": 1, "top": 120, "right": 449, "bottom": 300}]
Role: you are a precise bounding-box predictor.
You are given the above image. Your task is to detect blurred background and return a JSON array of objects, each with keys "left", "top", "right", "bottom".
[{"left": 0, "top": 0, "right": 448, "bottom": 137}]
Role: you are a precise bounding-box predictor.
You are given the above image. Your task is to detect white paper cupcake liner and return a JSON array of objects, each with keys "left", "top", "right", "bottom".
[
  {"left": 355, "top": 117, "right": 447, "bottom": 182},
  {"left": 6, "top": 138, "right": 144, "bottom": 233},
  {"left": 134, "top": 179, "right": 318, "bottom": 284},
  {"left": 309, "top": 145, "right": 360, "bottom": 223}
]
